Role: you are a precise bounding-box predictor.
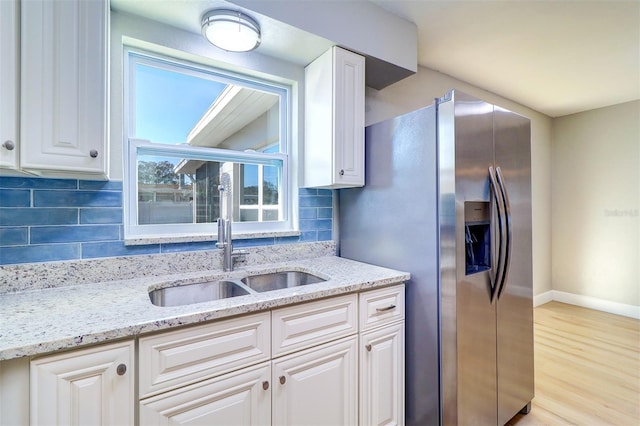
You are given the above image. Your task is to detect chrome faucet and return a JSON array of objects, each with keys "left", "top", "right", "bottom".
[
  {"left": 216, "top": 217, "right": 245, "bottom": 271},
  {"left": 216, "top": 177, "right": 246, "bottom": 271}
]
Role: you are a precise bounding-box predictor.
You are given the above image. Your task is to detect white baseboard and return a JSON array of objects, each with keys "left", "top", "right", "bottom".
[
  {"left": 535, "top": 290, "right": 640, "bottom": 319},
  {"left": 533, "top": 291, "right": 553, "bottom": 307}
]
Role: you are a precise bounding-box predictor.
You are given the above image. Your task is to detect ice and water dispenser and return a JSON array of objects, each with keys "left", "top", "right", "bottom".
[{"left": 464, "top": 201, "right": 491, "bottom": 275}]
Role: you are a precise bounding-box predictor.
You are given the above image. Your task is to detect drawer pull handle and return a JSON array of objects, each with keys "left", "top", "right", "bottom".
[
  {"left": 262, "top": 381, "right": 269, "bottom": 390},
  {"left": 365, "top": 344, "right": 372, "bottom": 352},
  {"left": 279, "top": 375, "right": 286, "bottom": 385},
  {"left": 116, "top": 363, "right": 127, "bottom": 376},
  {"left": 376, "top": 304, "right": 396, "bottom": 312}
]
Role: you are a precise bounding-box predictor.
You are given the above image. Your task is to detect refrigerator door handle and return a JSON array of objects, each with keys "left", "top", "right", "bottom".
[
  {"left": 488, "top": 166, "right": 506, "bottom": 303},
  {"left": 495, "top": 166, "right": 512, "bottom": 299}
]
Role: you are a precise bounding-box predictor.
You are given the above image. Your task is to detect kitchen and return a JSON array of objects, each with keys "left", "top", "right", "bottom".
[{"left": 0, "top": 0, "right": 638, "bottom": 425}]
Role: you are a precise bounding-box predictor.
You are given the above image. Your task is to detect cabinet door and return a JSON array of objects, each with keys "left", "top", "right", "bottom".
[
  {"left": 303, "top": 46, "right": 364, "bottom": 189},
  {"left": 360, "top": 322, "right": 405, "bottom": 426},
  {"left": 140, "top": 362, "right": 271, "bottom": 426},
  {"left": 20, "top": 0, "right": 108, "bottom": 177},
  {"left": 30, "top": 340, "right": 134, "bottom": 426},
  {"left": 0, "top": 0, "right": 18, "bottom": 169},
  {"left": 273, "top": 335, "right": 358, "bottom": 426},
  {"left": 333, "top": 47, "right": 365, "bottom": 187}
]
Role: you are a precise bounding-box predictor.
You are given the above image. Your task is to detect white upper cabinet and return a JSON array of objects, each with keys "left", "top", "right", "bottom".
[
  {"left": 304, "top": 46, "right": 365, "bottom": 188},
  {"left": 20, "top": 0, "right": 109, "bottom": 178},
  {"left": 0, "top": 0, "right": 19, "bottom": 170}
]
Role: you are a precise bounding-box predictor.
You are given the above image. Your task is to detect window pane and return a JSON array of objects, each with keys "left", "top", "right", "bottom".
[
  {"left": 136, "top": 149, "right": 283, "bottom": 226},
  {"left": 240, "top": 209, "right": 259, "bottom": 222},
  {"left": 263, "top": 165, "right": 279, "bottom": 205},
  {"left": 262, "top": 209, "right": 279, "bottom": 222},
  {"left": 137, "top": 156, "right": 198, "bottom": 225},
  {"left": 241, "top": 164, "right": 259, "bottom": 205},
  {"left": 133, "top": 57, "right": 282, "bottom": 153}
]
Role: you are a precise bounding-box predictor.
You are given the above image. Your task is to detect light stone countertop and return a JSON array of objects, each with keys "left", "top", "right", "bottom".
[{"left": 0, "top": 255, "right": 409, "bottom": 361}]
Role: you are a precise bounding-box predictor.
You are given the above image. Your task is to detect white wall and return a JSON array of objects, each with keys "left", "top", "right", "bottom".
[
  {"left": 552, "top": 100, "right": 639, "bottom": 308},
  {"left": 365, "top": 66, "right": 553, "bottom": 297}
]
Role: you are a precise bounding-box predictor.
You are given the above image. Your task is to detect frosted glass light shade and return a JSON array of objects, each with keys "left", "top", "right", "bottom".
[{"left": 201, "top": 9, "right": 261, "bottom": 52}]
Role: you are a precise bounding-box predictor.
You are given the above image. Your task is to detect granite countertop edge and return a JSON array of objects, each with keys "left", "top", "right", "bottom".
[{"left": 0, "top": 256, "right": 409, "bottom": 361}]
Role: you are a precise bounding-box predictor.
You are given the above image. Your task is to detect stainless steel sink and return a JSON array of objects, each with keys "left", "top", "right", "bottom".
[
  {"left": 241, "top": 271, "right": 325, "bottom": 293},
  {"left": 149, "top": 280, "right": 250, "bottom": 307}
]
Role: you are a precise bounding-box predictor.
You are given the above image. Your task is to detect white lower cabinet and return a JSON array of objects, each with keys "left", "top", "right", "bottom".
[
  {"left": 139, "top": 361, "right": 271, "bottom": 425},
  {"left": 13, "top": 283, "right": 405, "bottom": 426},
  {"left": 30, "top": 340, "right": 134, "bottom": 426},
  {"left": 360, "top": 322, "right": 405, "bottom": 426},
  {"left": 273, "top": 336, "right": 359, "bottom": 426}
]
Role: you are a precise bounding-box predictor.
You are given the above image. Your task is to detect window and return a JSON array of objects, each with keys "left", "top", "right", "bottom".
[{"left": 124, "top": 49, "right": 294, "bottom": 240}]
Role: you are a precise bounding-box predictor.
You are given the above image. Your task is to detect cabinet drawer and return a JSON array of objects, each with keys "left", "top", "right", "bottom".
[
  {"left": 359, "top": 284, "right": 405, "bottom": 331},
  {"left": 272, "top": 294, "right": 358, "bottom": 357},
  {"left": 139, "top": 311, "right": 270, "bottom": 398}
]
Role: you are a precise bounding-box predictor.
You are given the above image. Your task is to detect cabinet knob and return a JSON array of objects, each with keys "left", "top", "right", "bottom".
[
  {"left": 116, "top": 363, "right": 127, "bottom": 376},
  {"left": 339, "top": 169, "right": 345, "bottom": 176},
  {"left": 262, "top": 381, "right": 269, "bottom": 390},
  {"left": 279, "top": 375, "right": 286, "bottom": 385},
  {"left": 365, "top": 344, "right": 372, "bottom": 352},
  {"left": 2, "top": 140, "right": 15, "bottom": 151},
  {"left": 89, "top": 149, "right": 99, "bottom": 158}
]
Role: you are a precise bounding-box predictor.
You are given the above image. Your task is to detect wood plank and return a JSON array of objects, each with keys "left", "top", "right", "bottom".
[{"left": 506, "top": 301, "right": 640, "bottom": 426}]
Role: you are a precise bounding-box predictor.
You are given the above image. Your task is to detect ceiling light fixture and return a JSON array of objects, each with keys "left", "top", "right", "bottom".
[{"left": 201, "top": 9, "right": 261, "bottom": 53}]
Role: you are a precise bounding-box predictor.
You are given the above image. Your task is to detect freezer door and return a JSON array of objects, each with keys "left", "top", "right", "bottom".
[
  {"left": 494, "top": 107, "right": 535, "bottom": 424},
  {"left": 441, "top": 92, "right": 498, "bottom": 425}
]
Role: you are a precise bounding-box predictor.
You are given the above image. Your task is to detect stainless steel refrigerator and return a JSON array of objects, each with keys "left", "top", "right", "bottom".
[{"left": 339, "top": 90, "right": 534, "bottom": 425}]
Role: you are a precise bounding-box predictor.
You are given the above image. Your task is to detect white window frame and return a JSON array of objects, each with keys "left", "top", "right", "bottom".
[{"left": 123, "top": 48, "right": 295, "bottom": 241}]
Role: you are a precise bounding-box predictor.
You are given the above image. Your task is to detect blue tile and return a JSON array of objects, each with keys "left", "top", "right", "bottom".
[
  {"left": 299, "top": 231, "right": 318, "bottom": 242},
  {"left": 233, "top": 237, "right": 275, "bottom": 248},
  {"left": 31, "top": 225, "right": 120, "bottom": 244},
  {"left": 79, "top": 180, "right": 123, "bottom": 191},
  {"left": 299, "top": 208, "right": 318, "bottom": 220},
  {"left": 161, "top": 241, "right": 216, "bottom": 253},
  {"left": 299, "top": 196, "right": 333, "bottom": 208},
  {"left": 0, "top": 227, "right": 28, "bottom": 246},
  {"left": 275, "top": 235, "right": 302, "bottom": 244},
  {"left": 0, "top": 208, "right": 78, "bottom": 226},
  {"left": 298, "top": 188, "right": 318, "bottom": 196},
  {"left": 0, "top": 244, "right": 80, "bottom": 265},
  {"left": 81, "top": 241, "right": 160, "bottom": 259},
  {"left": 300, "top": 219, "right": 332, "bottom": 231},
  {"left": 34, "top": 190, "right": 122, "bottom": 207},
  {"left": 0, "top": 189, "right": 30, "bottom": 207},
  {"left": 316, "top": 189, "right": 333, "bottom": 197},
  {"left": 317, "top": 208, "right": 333, "bottom": 219},
  {"left": 317, "top": 230, "right": 333, "bottom": 241},
  {"left": 0, "top": 176, "right": 77, "bottom": 189},
  {"left": 80, "top": 208, "right": 123, "bottom": 224}
]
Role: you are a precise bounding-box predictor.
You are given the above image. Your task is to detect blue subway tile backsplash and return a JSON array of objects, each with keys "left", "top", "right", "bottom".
[{"left": 0, "top": 177, "right": 334, "bottom": 265}]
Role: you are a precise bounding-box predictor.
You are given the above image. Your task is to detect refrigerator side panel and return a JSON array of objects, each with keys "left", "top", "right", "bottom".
[
  {"left": 494, "top": 108, "right": 535, "bottom": 424},
  {"left": 339, "top": 105, "right": 440, "bottom": 426},
  {"left": 450, "top": 92, "right": 498, "bottom": 425}
]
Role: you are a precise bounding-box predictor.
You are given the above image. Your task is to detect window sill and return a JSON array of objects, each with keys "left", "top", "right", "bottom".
[{"left": 124, "top": 230, "right": 301, "bottom": 246}]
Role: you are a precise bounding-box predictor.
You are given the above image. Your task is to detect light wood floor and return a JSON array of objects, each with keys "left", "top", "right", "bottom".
[{"left": 507, "top": 301, "right": 640, "bottom": 426}]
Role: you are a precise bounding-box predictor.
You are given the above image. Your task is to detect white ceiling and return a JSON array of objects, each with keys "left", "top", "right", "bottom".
[
  {"left": 371, "top": 0, "right": 640, "bottom": 117},
  {"left": 111, "top": 0, "right": 639, "bottom": 118}
]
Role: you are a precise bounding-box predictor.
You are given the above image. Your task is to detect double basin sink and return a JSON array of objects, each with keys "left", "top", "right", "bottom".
[{"left": 149, "top": 270, "right": 326, "bottom": 307}]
